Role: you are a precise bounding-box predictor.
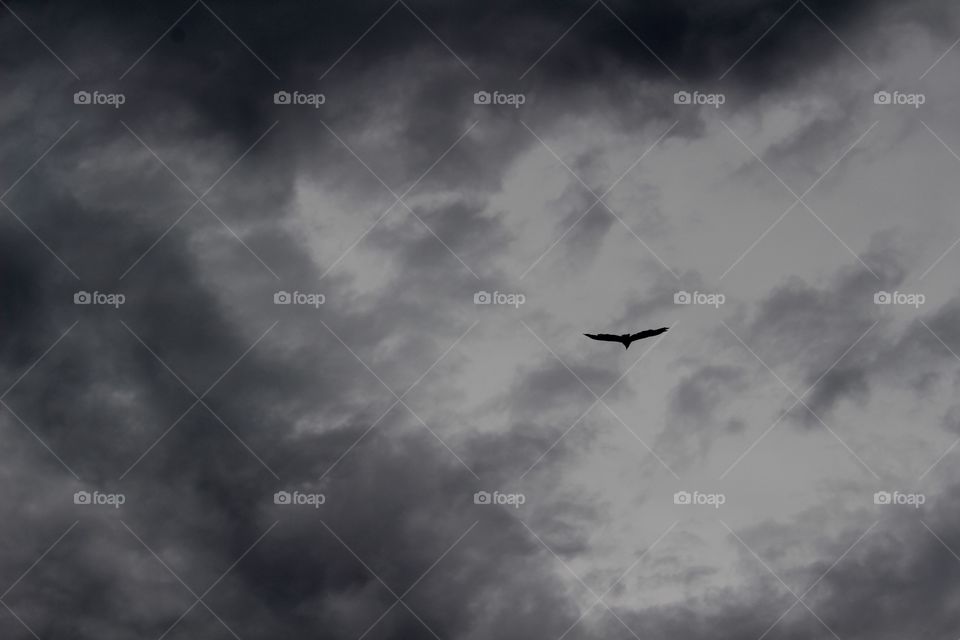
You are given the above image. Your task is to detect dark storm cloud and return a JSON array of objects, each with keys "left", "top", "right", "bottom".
[
  {"left": 733, "top": 235, "right": 904, "bottom": 421},
  {"left": 4, "top": 0, "right": 917, "bottom": 156},
  {"left": 753, "top": 493, "right": 960, "bottom": 640},
  {"left": 738, "top": 232, "right": 960, "bottom": 428},
  {"left": 0, "top": 48, "right": 577, "bottom": 640},
  {"left": 0, "top": 181, "right": 577, "bottom": 639},
  {"left": 1, "top": 0, "right": 957, "bottom": 638},
  {"left": 615, "top": 489, "right": 960, "bottom": 640}
]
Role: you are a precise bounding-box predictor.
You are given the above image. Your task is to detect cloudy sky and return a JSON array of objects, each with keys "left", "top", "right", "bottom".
[{"left": 2, "top": 0, "right": 960, "bottom": 637}]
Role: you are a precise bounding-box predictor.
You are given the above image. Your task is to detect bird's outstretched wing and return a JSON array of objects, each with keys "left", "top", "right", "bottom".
[
  {"left": 626, "top": 327, "right": 669, "bottom": 342},
  {"left": 584, "top": 333, "right": 622, "bottom": 343}
]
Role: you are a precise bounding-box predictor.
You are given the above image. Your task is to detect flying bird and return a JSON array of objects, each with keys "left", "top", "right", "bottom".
[{"left": 584, "top": 327, "right": 669, "bottom": 349}]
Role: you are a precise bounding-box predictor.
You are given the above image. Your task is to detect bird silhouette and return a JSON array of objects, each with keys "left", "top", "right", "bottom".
[{"left": 584, "top": 327, "right": 669, "bottom": 349}]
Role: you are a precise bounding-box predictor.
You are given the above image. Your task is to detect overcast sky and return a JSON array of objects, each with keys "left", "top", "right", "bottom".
[{"left": 2, "top": 0, "right": 960, "bottom": 638}]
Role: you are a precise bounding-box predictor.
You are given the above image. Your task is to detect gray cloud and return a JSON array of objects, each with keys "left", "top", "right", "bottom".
[{"left": 1, "top": 0, "right": 959, "bottom": 638}]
